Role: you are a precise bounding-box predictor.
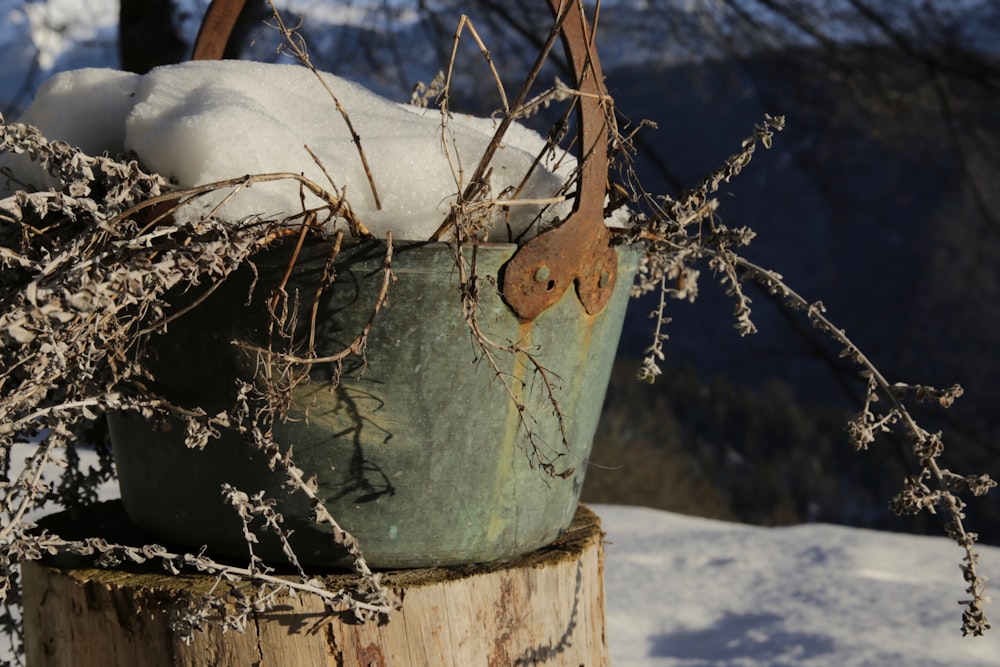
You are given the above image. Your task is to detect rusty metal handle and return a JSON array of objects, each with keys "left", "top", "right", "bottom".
[
  {"left": 501, "top": 0, "right": 616, "bottom": 320},
  {"left": 191, "top": 0, "right": 616, "bottom": 320},
  {"left": 192, "top": 0, "right": 248, "bottom": 60}
]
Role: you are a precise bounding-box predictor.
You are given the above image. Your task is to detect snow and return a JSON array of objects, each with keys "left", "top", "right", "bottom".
[
  {"left": 7, "top": 60, "right": 572, "bottom": 240},
  {"left": 597, "top": 504, "right": 1000, "bottom": 666},
  {"left": 18, "top": 0, "right": 117, "bottom": 71},
  {"left": 0, "top": 0, "right": 119, "bottom": 116}
]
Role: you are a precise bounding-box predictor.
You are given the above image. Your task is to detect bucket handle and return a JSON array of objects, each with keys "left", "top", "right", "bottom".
[
  {"left": 500, "top": 0, "right": 617, "bottom": 320},
  {"left": 191, "top": 0, "right": 247, "bottom": 61},
  {"left": 191, "top": 0, "right": 617, "bottom": 320}
]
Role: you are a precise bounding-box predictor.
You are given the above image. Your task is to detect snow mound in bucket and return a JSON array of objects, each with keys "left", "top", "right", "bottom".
[{"left": 6, "top": 60, "right": 575, "bottom": 241}]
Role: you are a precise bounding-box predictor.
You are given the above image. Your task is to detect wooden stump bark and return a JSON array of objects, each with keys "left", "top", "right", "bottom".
[{"left": 22, "top": 503, "right": 608, "bottom": 666}]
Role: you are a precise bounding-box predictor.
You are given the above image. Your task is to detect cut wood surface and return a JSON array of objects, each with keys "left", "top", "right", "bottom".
[{"left": 22, "top": 502, "right": 608, "bottom": 666}]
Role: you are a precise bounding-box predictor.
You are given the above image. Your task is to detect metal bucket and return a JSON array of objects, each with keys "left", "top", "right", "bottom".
[{"left": 110, "top": 238, "right": 637, "bottom": 568}]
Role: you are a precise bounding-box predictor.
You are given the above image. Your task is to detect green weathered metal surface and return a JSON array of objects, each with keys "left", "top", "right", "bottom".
[{"left": 110, "top": 239, "right": 637, "bottom": 568}]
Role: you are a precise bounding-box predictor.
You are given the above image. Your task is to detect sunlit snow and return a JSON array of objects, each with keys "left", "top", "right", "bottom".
[
  {"left": 597, "top": 504, "right": 1000, "bottom": 666},
  {"left": 8, "top": 60, "right": 573, "bottom": 240}
]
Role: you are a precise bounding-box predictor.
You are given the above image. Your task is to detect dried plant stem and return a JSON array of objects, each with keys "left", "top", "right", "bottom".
[
  {"left": 303, "top": 144, "right": 371, "bottom": 237},
  {"left": 241, "top": 233, "right": 394, "bottom": 368},
  {"left": 28, "top": 529, "right": 391, "bottom": 620},
  {"left": 429, "top": 0, "right": 573, "bottom": 241},
  {"left": 733, "top": 254, "right": 993, "bottom": 635},
  {"left": 0, "top": 118, "right": 400, "bottom": 647},
  {"left": 0, "top": 398, "right": 101, "bottom": 438},
  {"left": 445, "top": 16, "right": 510, "bottom": 114},
  {"left": 618, "top": 108, "right": 993, "bottom": 633},
  {"left": 308, "top": 231, "right": 344, "bottom": 352},
  {"left": 269, "top": 210, "right": 318, "bottom": 315},
  {"left": 113, "top": 171, "right": 367, "bottom": 236},
  {"left": 275, "top": 456, "right": 386, "bottom": 598},
  {"left": 452, "top": 241, "right": 573, "bottom": 478},
  {"left": 265, "top": 1, "right": 382, "bottom": 210},
  {"left": 0, "top": 440, "right": 55, "bottom": 544}
]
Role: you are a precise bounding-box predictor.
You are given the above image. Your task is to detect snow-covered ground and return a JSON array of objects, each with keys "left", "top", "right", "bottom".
[{"left": 597, "top": 504, "right": 999, "bottom": 666}]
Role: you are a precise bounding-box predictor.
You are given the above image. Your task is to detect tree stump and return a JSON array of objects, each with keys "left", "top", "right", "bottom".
[{"left": 21, "top": 502, "right": 608, "bottom": 666}]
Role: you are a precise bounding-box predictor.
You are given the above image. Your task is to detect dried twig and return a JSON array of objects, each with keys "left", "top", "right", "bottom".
[
  {"left": 0, "top": 117, "right": 394, "bottom": 649},
  {"left": 447, "top": 232, "right": 575, "bottom": 478},
  {"left": 264, "top": 0, "right": 382, "bottom": 210},
  {"left": 617, "top": 109, "right": 994, "bottom": 635},
  {"left": 429, "top": 0, "right": 574, "bottom": 241}
]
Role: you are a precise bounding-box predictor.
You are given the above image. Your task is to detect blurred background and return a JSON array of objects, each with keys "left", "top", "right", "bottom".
[{"left": 2, "top": 0, "right": 998, "bottom": 542}]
